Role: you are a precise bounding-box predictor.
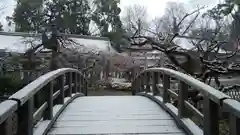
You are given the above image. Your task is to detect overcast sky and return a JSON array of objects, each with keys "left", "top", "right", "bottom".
[{"left": 0, "top": 0, "right": 220, "bottom": 31}]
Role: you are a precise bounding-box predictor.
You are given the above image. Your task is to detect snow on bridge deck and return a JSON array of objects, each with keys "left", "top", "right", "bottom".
[{"left": 47, "top": 96, "right": 185, "bottom": 135}]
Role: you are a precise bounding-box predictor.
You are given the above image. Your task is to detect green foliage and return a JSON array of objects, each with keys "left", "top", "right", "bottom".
[
  {"left": 0, "top": 72, "right": 23, "bottom": 96},
  {"left": 43, "top": 0, "right": 91, "bottom": 34},
  {"left": 91, "top": 0, "right": 124, "bottom": 52},
  {"left": 92, "top": 0, "right": 122, "bottom": 34},
  {"left": 12, "top": 0, "right": 92, "bottom": 34},
  {"left": 13, "top": 0, "right": 43, "bottom": 32}
]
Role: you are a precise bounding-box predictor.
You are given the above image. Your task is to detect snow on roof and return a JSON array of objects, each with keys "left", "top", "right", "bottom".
[{"left": 0, "top": 31, "right": 116, "bottom": 53}]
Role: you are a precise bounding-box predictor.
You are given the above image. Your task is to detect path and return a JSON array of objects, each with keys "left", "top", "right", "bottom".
[{"left": 47, "top": 96, "right": 186, "bottom": 135}]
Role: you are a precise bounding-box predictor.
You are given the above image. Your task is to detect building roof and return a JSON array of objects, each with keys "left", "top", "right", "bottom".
[{"left": 0, "top": 31, "right": 116, "bottom": 53}]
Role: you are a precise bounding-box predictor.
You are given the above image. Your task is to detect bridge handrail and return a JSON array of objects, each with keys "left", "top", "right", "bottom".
[
  {"left": 0, "top": 68, "right": 87, "bottom": 135},
  {"left": 132, "top": 67, "right": 240, "bottom": 135}
]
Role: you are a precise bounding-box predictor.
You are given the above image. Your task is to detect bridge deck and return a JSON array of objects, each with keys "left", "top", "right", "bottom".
[{"left": 47, "top": 96, "right": 186, "bottom": 135}]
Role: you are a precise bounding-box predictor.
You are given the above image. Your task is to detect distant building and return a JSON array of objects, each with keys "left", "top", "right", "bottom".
[
  {"left": 123, "top": 44, "right": 165, "bottom": 69},
  {"left": 0, "top": 31, "right": 117, "bottom": 81}
]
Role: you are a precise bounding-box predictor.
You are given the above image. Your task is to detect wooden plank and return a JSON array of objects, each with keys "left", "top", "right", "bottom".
[
  {"left": 53, "top": 119, "right": 177, "bottom": 127},
  {"left": 48, "top": 96, "right": 185, "bottom": 135},
  {"left": 48, "top": 125, "right": 183, "bottom": 135},
  {"left": 57, "top": 114, "right": 172, "bottom": 121}
]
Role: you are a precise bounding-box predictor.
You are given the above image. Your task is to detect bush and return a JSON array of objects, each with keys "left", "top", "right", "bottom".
[{"left": 0, "top": 72, "right": 24, "bottom": 96}]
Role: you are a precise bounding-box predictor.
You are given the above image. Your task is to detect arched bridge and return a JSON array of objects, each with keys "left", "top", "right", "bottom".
[{"left": 0, "top": 68, "right": 240, "bottom": 135}]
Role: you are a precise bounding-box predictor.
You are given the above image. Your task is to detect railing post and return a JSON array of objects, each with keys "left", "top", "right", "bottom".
[
  {"left": 163, "top": 74, "right": 170, "bottom": 103},
  {"left": 132, "top": 80, "right": 136, "bottom": 95},
  {"left": 75, "top": 73, "right": 78, "bottom": 93},
  {"left": 229, "top": 114, "right": 240, "bottom": 135},
  {"left": 153, "top": 72, "right": 159, "bottom": 96},
  {"left": 84, "top": 79, "right": 88, "bottom": 96},
  {"left": 0, "top": 113, "right": 17, "bottom": 135},
  {"left": 67, "top": 72, "right": 72, "bottom": 97},
  {"left": 72, "top": 73, "right": 77, "bottom": 93},
  {"left": 78, "top": 74, "right": 81, "bottom": 93},
  {"left": 27, "top": 97, "right": 34, "bottom": 135},
  {"left": 140, "top": 74, "right": 145, "bottom": 92},
  {"left": 132, "top": 75, "right": 140, "bottom": 95},
  {"left": 80, "top": 76, "right": 83, "bottom": 94},
  {"left": 16, "top": 97, "right": 34, "bottom": 135},
  {"left": 203, "top": 98, "right": 219, "bottom": 135},
  {"left": 146, "top": 72, "right": 151, "bottom": 92},
  {"left": 57, "top": 75, "right": 65, "bottom": 104},
  {"left": 178, "top": 81, "right": 188, "bottom": 118},
  {"left": 44, "top": 82, "right": 53, "bottom": 120}
]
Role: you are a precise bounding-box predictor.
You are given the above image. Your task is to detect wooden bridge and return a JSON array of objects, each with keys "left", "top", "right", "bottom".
[{"left": 0, "top": 68, "right": 240, "bottom": 135}]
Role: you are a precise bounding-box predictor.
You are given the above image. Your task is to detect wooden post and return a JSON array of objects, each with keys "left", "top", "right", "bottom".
[
  {"left": 153, "top": 72, "right": 159, "bottom": 96},
  {"left": 0, "top": 114, "right": 16, "bottom": 135},
  {"left": 203, "top": 98, "right": 219, "bottom": 135},
  {"left": 72, "top": 73, "right": 76, "bottom": 93},
  {"left": 140, "top": 74, "right": 145, "bottom": 92},
  {"left": 178, "top": 81, "right": 188, "bottom": 118},
  {"left": 16, "top": 97, "right": 34, "bottom": 135},
  {"left": 57, "top": 75, "right": 65, "bottom": 104},
  {"left": 78, "top": 74, "right": 81, "bottom": 93},
  {"left": 75, "top": 73, "right": 78, "bottom": 93},
  {"left": 229, "top": 114, "right": 240, "bottom": 135},
  {"left": 132, "top": 80, "right": 136, "bottom": 95},
  {"left": 67, "top": 72, "right": 72, "bottom": 97},
  {"left": 132, "top": 75, "right": 140, "bottom": 95},
  {"left": 27, "top": 97, "right": 34, "bottom": 135},
  {"left": 163, "top": 74, "right": 170, "bottom": 103},
  {"left": 44, "top": 82, "right": 53, "bottom": 120},
  {"left": 84, "top": 80, "right": 88, "bottom": 96},
  {"left": 146, "top": 72, "right": 151, "bottom": 92},
  {"left": 79, "top": 76, "right": 83, "bottom": 94}
]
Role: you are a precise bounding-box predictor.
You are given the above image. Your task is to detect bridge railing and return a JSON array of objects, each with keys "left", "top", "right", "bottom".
[
  {"left": 132, "top": 68, "right": 240, "bottom": 135},
  {"left": 0, "top": 68, "right": 87, "bottom": 135}
]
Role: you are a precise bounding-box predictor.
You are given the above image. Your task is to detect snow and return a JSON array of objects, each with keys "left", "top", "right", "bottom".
[
  {"left": 110, "top": 78, "right": 131, "bottom": 89},
  {"left": 0, "top": 32, "right": 116, "bottom": 53},
  {"left": 173, "top": 37, "right": 227, "bottom": 53}
]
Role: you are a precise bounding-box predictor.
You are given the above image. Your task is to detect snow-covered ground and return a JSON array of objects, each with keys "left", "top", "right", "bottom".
[{"left": 110, "top": 78, "right": 131, "bottom": 90}]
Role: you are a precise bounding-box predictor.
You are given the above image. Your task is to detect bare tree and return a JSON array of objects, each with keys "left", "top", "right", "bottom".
[{"left": 122, "top": 4, "right": 150, "bottom": 36}]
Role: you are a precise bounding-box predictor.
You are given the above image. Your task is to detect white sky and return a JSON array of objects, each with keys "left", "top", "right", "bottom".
[{"left": 1, "top": 0, "right": 220, "bottom": 31}]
